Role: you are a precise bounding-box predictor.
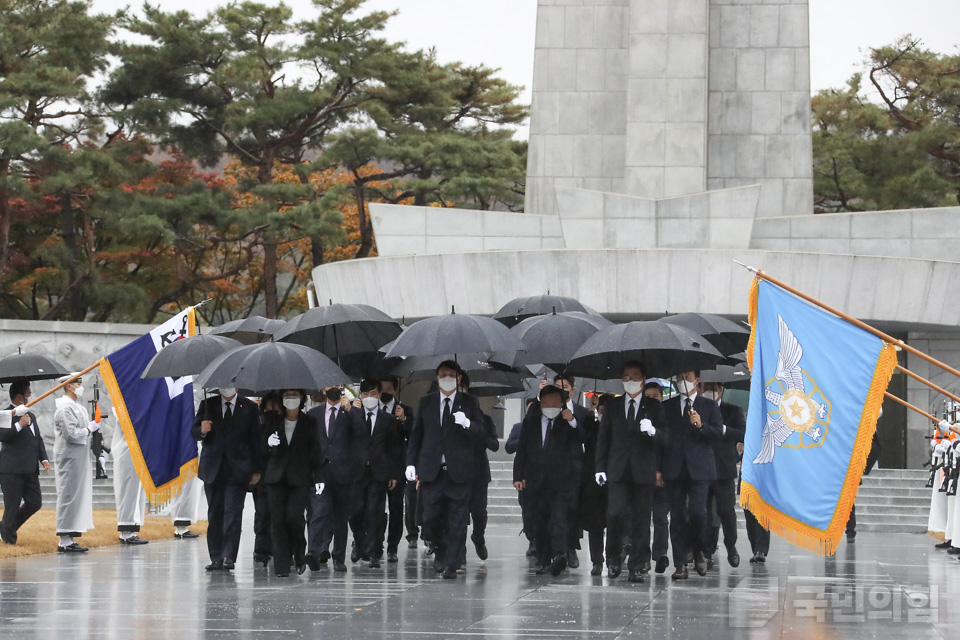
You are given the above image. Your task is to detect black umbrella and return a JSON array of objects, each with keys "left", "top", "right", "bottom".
[
  {"left": 393, "top": 352, "right": 528, "bottom": 385},
  {"left": 502, "top": 365, "right": 625, "bottom": 400},
  {"left": 209, "top": 316, "right": 285, "bottom": 345},
  {"left": 382, "top": 309, "right": 527, "bottom": 359},
  {"left": 0, "top": 352, "right": 70, "bottom": 383},
  {"left": 565, "top": 320, "right": 724, "bottom": 380},
  {"left": 700, "top": 363, "right": 752, "bottom": 390},
  {"left": 195, "top": 342, "right": 349, "bottom": 393},
  {"left": 505, "top": 310, "right": 613, "bottom": 371},
  {"left": 140, "top": 335, "right": 243, "bottom": 379},
  {"left": 493, "top": 294, "right": 602, "bottom": 328},
  {"left": 660, "top": 313, "right": 749, "bottom": 357},
  {"left": 274, "top": 303, "right": 403, "bottom": 364}
]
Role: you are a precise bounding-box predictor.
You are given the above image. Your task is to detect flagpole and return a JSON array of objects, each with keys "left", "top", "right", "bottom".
[
  {"left": 884, "top": 391, "right": 940, "bottom": 424},
  {"left": 25, "top": 361, "right": 101, "bottom": 408},
  {"left": 734, "top": 261, "right": 960, "bottom": 382}
]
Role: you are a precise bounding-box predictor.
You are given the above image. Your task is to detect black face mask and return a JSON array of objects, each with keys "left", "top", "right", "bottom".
[
  {"left": 380, "top": 393, "right": 394, "bottom": 405},
  {"left": 325, "top": 388, "right": 342, "bottom": 402}
]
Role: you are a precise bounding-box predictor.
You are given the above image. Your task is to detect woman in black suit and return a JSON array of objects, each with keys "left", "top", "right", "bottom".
[{"left": 263, "top": 389, "right": 324, "bottom": 577}]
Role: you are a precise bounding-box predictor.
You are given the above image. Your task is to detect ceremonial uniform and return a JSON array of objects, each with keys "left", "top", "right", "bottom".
[
  {"left": 53, "top": 396, "right": 95, "bottom": 543},
  {"left": 928, "top": 437, "right": 949, "bottom": 538},
  {"left": 111, "top": 418, "right": 148, "bottom": 543}
]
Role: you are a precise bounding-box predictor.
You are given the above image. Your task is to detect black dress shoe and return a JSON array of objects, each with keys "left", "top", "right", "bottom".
[
  {"left": 425, "top": 546, "right": 434, "bottom": 557},
  {"left": 222, "top": 559, "right": 235, "bottom": 571},
  {"left": 706, "top": 554, "right": 714, "bottom": 571},
  {"left": 442, "top": 568, "right": 457, "bottom": 579},
  {"left": 727, "top": 547, "right": 740, "bottom": 568},
  {"left": 319, "top": 550, "right": 331, "bottom": 564},
  {"left": 847, "top": 533, "right": 856, "bottom": 543},
  {"left": 749, "top": 553, "right": 758, "bottom": 564},
  {"left": 387, "top": 552, "right": 399, "bottom": 563},
  {"left": 434, "top": 557, "right": 445, "bottom": 574},
  {"left": 350, "top": 544, "right": 362, "bottom": 563},
  {"left": 333, "top": 561, "right": 347, "bottom": 572},
  {"left": 296, "top": 563, "right": 307, "bottom": 575},
  {"left": 948, "top": 546, "right": 960, "bottom": 555},
  {"left": 474, "top": 541, "right": 489, "bottom": 561},
  {"left": 936, "top": 540, "right": 953, "bottom": 549},
  {"left": 655, "top": 555, "right": 669, "bottom": 574},
  {"left": 525, "top": 542, "right": 537, "bottom": 557},
  {"left": 120, "top": 535, "right": 149, "bottom": 545},
  {"left": 205, "top": 560, "right": 223, "bottom": 571},
  {"left": 607, "top": 564, "right": 621, "bottom": 579},
  {"left": 534, "top": 563, "right": 548, "bottom": 575},
  {"left": 305, "top": 554, "right": 320, "bottom": 571},
  {"left": 369, "top": 557, "right": 381, "bottom": 568},
  {"left": 566, "top": 549, "right": 579, "bottom": 569},
  {"left": 628, "top": 569, "right": 645, "bottom": 583},
  {"left": 671, "top": 566, "right": 689, "bottom": 580},
  {"left": 754, "top": 552, "right": 766, "bottom": 564},
  {"left": 253, "top": 552, "right": 270, "bottom": 567},
  {"left": 276, "top": 570, "right": 290, "bottom": 577},
  {"left": 175, "top": 530, "right": 200, "bottom": 539},
  {"left": 58, "top": 543, "right": 88, "bottom": 553},
  {"left": 693, "top": 551, "right": 707, "bottom": 576},
  {"left": 549, "top": 554, "right": 567, "bottom": 577},
  {"left": 0, "top": 528, "right": 17, "bottom": 545},
  {"left": 407, "top": 539, "right": 418, "bottom": 549},
  {"left": 590, "top": 563, "right": 603, "bottom": 576}
]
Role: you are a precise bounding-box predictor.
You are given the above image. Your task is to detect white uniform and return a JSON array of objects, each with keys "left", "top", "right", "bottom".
[
  {"left": 111, "top": 420, "right": 146, "bottom": 533},
  {"left": 53, "top": 396, "right": 94, "bottom": 536},
  {"left": 164, "top": 443, "right": 207, "bottom": 527},
  {"left": 928, "top": 440, "right": 948, "bottom": 536},
  {"left": 945, "top": 443, "right": 958, "bottom": 543}
]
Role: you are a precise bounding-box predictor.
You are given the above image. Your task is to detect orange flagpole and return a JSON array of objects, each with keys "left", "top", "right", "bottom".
[{"left": 25, "top": 361, "right": 100, "bottom": 408}]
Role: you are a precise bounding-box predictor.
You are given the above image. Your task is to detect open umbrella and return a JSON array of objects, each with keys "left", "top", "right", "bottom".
[
  {"left": 393, "top": 352, "right": 528, "bottom": 385},
  {"left": 700, "top": 363, "right": 751, "bottom": 390},
  {"left": 383, "top": 308, "right": 526, "bottom": 360},
  {"left": 505, "top": 310, "right": 613, "bottom": 371},
  {"left": 660, "top": 313, "right": 749, "bottom": 357},
  {"left": 195, "top": 342, "right": 349, "bottom": 393},
  {"left": 209, "top": 316, "right": 285, "bottom": 345},
  {"left": 274, "top": 303, "right": 403, "bottom": 364},
  {"left": 140, "top": 335, "right": 243, "bottom": 379},
  {"left": 565, "top": 320, "right": 724, "bottom": 380},
  {"left": 0, "top": 352, "right": 70, "bottom": 383},
  {"left": 494, "top": 294, "right": 602, "bottom": 328}
]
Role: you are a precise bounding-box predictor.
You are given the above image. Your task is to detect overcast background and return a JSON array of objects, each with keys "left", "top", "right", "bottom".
[{"left": 90, "top": 0, "right": 960, "bottom": 139}]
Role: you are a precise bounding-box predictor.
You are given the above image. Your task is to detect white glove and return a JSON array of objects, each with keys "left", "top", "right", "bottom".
[
  {"left": 267, "top": 432, "right": 280, "bottom": 447},
  {"left": 595, "top": 472, "right": 607, "bottom": 486},
  {"left": 405, "top": 465, "right": 417, "bottom": 482},
  {"left": 940, "top": 420, "right": 951, "bottom": 431},
  {"left": 639, "top": 418, "right": 655, "bottom": 436},
  {"left": 88, "top": 421, "right": 101, "bottom": 433},
  {"left": 453, "top": 411, "right": 470, "bottom": 429},
  {"left": 14, "top": 404, "right": 28, "bottom": 417},
  {"left": 315, "top": 482, "right": 325, "bottom": 496},
  {"left": 936, "top": 442, "right": 948, "bottom": 454}
]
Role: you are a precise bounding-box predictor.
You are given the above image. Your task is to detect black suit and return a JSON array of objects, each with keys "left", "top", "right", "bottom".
[
  {"left": 192, "top": 396, "right": 264, "bottom": 564},
  {"left": 384, "top": 400, "right": 417, "bottom": 553},
  {"left": 595, "top": 395, "right": 665, "bottom": 571},
  {"left": 350, "top": 407, "right": 402, "bottom": 560},
  {"left": 468, "top": 411, "right": 500, "bottom": 555},
  {"left": 708, "top": 401, "right": 746, "bottom": 556},
  {"left": 407, "top": 390, "right": 486, "bottom": 572},
  {"left": 0, "top": 407, "right": 48, "bottom": 541},
  {"left": 263, "top": 412, "right": 324, "bottom": 574},
  {"left": 307, "top": 401, "right": 360, "bottom": 564},
  {"left": 661, "top": 393, "right": 722, "bottom": 567},
  {"left": 514, "top": 407, "right": 581, "bottom": 564},
  {"left": 578, "top": 407, "right": 607, "bottom": 565}
]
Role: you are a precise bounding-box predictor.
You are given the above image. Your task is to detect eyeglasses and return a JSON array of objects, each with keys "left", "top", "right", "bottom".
[{"left": 621, "top": 375, "right": 644, "bottom": 382}]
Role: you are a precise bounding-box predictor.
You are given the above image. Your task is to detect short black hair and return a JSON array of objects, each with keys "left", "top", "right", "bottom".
[
  {"left": 359, "top": 378, "right": 381, "bottom": 393},
  {"left": 380, "top": 375, "right": 400, "bottom": 389},
  {"left": 643, "top": 381, "right": 663, "bottom": 393},
  {"left": 260, "top": 390, "right": 282, "bottom": 411},
  {"left": 436, "top": 360, "right": 462, "bottom": 375},
  {"left": 539, "top": 384, "right": 563, "bottom": 401},
  {"left": 9, "top": 380, "right": 29, "bottom": 402},
  {"left": 597, "top": 394, "right": 612, "bottom": 408},
  {"left": 622, "top": 360, "right": 646, "bottom": 376},
  {"left": 553, "top": 374, "right": 576, "bottom": 388}
]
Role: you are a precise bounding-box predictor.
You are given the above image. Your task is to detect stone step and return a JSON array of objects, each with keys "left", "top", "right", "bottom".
[
  {"left": 856, "top": 487, "right": 933, "bottom": 498},
  {"left": 858, "top": 523, "right": 926, "bottom": 533},
  {"left": 854, "top": 496, "right": 930, "bottom": 507}
]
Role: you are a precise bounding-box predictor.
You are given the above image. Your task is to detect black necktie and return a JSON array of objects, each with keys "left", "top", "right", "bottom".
[
  {"left": 328, "top": 406, "right": 335, "bottom": 436},
  {"left": 684, "top": 397, "right": 692, "bottom": 418},
  {"left": 628, "top": 399, "right": 636, "bottom": 423},
  {"left": 544, "top": 418, "right": 552, "bottom": 448},
  {"left": 224, "top": 402, "right": 232, "bottom": 419},
  {"left": 366, "top": 411, "right": 374, "bottom": 434},
  {"left": 443, "top": 398, "right": 451, "bottom": 427}
]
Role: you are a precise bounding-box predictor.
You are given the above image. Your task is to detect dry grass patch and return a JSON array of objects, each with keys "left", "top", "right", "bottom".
[{"left": 0, "top": 509, "right": 207, "bottom": 559}]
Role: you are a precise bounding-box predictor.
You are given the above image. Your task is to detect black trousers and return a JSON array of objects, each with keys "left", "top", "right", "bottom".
[
  {"left": 351, "top": 470, "right": 389, "bottom": 559},
  {"left": 588, "top": 529, "right": 605, "bottom": 565},
  {"left": 667, "top": 466, "right": 711, "bottom": 566},
  {"left": 566, "top": 485, "right": 581, "bottom": 551},
  {"left": 404, "top": 480, "right": 419, "bottom": 543},
  {"left": 253, "top": 483, "right": 272, "bottom": 557},
  {"left": 267, "top": 483, "right": 309, "bottom": 573},
  {"left": 527, "top": 485, "right": 574, "bottom": 565},
  {"left": 846, "top": 503, "right": 856, "bottom": 536},
  {"left": 203, "top": 481, "right": 247, "bottom": 563},
  {"left": 606, "top": 480, "right": 653, "bottom": 571},
  {"left": 386, "top": 478, "right": 405, "bottom": 553},
  {"left": 0, "top": 472, "right": 42, "bottom": 534},
  {"left": 707, "top": 478, "right": 738, "bottom": 553},
  {"left": 651, "top": 485, "right": 670, "bottom": 559},
  {"left": 308, "top": 480, "right": 355, "bottom": 563},
  {"left": 469, "top": 477, "right": 489, "bottom": 546},
  {"left": 745, "top": 508, "right": 770, "bottom": 555},
  {"left": 419, "top": 471, "right": 471, "bottom": 572},
  {"left": 519, "top": 490, "right": 535, "bottom": 542}
]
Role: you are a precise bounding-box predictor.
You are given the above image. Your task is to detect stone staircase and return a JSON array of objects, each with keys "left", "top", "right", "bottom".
[{"left": 38, "top": 459, "right": 116, "bottom": 510}]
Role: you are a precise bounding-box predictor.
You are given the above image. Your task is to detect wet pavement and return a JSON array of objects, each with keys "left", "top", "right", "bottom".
[{"left": 0, "top": 506, "right": 955, "bottom": 639}]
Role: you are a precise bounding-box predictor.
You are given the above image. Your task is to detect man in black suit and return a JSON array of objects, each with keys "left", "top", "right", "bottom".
[
  {"left": 513, "top": 385, "right": 582, "bottom": 576},
  {"left": 701, "top": 381, "right": 745, "bottom": 568},
  {"left": 595, "top": 362, "right": 665, "bottom": 583},
  {"left": 643, "top": 381, "right": 671, "bottom": 574},
  {"left": 460, "top": 373, "right": 499, "bottom": 567},
  {"left": 306, "top": 386, "right": 356, "bottom": 572},
  {"left": 405, "top": 360, "right": 486, "bottom": 579},
  {"left": 191, "top": 387, "right": 264, "bottom": 571},
  {"left": 505, "top": 399, "right": 537, "bottom": 558},
  {"left": 552, "top": 375, "right": 592, "bottom": 569},
  {"left": 349, "top": 379, "right": 402, "bottom": 568},
  {"left": 379, "top": 376, "right": 416, "bottom": 560},
  {"left": 0, "top": 382, "right": 50, "bottom": 545},
  {"left": 662, "top": 370, "right": 722, "bottom": 579}
]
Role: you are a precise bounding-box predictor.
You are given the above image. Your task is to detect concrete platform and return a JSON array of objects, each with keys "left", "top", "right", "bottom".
[{"left": 0, "top": 510, "right": 955, "bottom": 639}]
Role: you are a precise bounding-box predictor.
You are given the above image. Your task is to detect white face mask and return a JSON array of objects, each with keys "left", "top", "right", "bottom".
[
  {"left": 542, "top": 406, "right": 562, "bottom": 420},
  {"left": 623, "top": 380, "right": 644, "bottom": 396},
  {"left": 282, "top": 397, "right": 301, "bottom": 411},
  {"left": 73, "top": 386, "right": 84, "bottom": 400},
  {"left": 676, "top": 379, "right": 696, "bottom": 395},
  {"left": 219, "top": 387, "right": 237, "bottom": 399},
  {"left": 361, "top": 396, "right": 380, "bottom": 410},
  {"left": 701, "top": 390, "right": 720, "bottom": 403},
  {"left": 438, "top": 376, "right": 458, "bottom": 393}
]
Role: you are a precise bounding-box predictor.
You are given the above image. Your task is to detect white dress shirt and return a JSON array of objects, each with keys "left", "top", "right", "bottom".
[{"left": 365, "top": 407, "right": 379, "bottom": 435}]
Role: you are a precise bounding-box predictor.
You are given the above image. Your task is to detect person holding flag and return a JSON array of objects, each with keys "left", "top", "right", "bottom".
[{"left": 53, "top": 374, "right": 96, "bottom": 552}]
